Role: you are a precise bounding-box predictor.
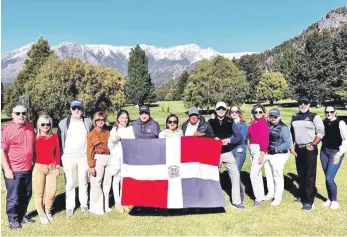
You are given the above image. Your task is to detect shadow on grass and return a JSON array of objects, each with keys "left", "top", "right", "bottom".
[{"left": 129, "top": 206, "right": 225, "bottom": 216}]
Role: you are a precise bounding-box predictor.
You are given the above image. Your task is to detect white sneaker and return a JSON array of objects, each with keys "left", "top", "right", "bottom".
[
  {"left": 330, "top": 201, "right": 339, "bottom": 209},
  {"left": 270, "top": 199, "right": 282, "bottom": 206},
  {"left": 322, "top": 199, "right": 331, "bottom": 207},
  {"left": 39, "top": 214, "right": 49, "bottom": 224},
  {"left": 264, "top": 195, "right": 274, "bottom": 201}
]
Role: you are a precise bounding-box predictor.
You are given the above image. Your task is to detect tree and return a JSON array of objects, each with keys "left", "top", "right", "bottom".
[
  {"left": 256, "top": 72, "right": 289, "bottom": 102},
  {"left": 155, "top": 78, "right": 177, "bottom": 101},
  {"left": 184, "top": 56, "right": 248, "bottom": 108},
  {"left": 126, "top": 44, "right": 154, "bottom": 105},
  {"left": 1, "top": 82, "right": 4, "bottom": 109},
  {"left": 173, "top": 71, "right": 189, "bottom": 100},
  {"left": 4, "top": 37, "right": 54, "bottom": 116}
]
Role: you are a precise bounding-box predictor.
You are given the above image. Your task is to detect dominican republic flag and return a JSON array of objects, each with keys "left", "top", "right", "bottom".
[{"left": 120, "top": 136, "right": 226, "bottom": 209}]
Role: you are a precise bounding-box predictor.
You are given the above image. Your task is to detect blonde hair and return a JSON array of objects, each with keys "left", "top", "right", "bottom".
[
  {"left": 93, "top": 111, "right": 107, "bottom": 127},
  {"left": 36, "top": 115, "right": 53, "bottom": 138}
]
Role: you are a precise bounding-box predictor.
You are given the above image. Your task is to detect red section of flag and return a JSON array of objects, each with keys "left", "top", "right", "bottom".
[
  {"left": 180, "top": 136, "right": 222, "bottom": 166},
  {"left": 121, "top": 178, "right": 168, "bottom": 208}
]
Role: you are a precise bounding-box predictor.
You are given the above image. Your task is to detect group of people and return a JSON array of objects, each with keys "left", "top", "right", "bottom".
[{"left": 1, "top": 95, "right": 346, "bottom": 230}]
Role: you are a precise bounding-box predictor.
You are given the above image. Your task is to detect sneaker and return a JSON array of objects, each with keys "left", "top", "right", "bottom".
[
  {"left": 123, "top": 206, "right": 130, "bottom": 212},
  {"left": 322, "top": 199, "right": 331, "bottom": 207},
  {"left": 264, "top": 195, "right": 274, "bottom": 201},
  {"left": 270, "top": 199, "right": 282, "bottom": 206},
  {"left": 231, "top": 203, "right": 245, "bottom": 209},
  {"left": 302, "top": 203, "right": 314, "bottom": 211},
  {"left": 45, "top": 212, "right": 53, "bottom": 222},
  {"left": 81, "top": 207, "right": 90, "bottom": 214},
  {"left": 293, "top": 197, "right": 302, "bottom": 204},
  {"left": 21, "top": 215, "right": 35, "bottom": 224},
  {"left": 39, "top": 214, "right": 49, "bottom": 224},
  {"left": 330, "top": 201, "right": 339, "bottom": 209},
  {"left": 8, "top": 220, "right": 22, "bottom": 230},
  {"left": 105, "top": 208, "right": 112, "bottom": 213},
  {"left": 66, "top": 209, "right": 74, "bottom": 217},
  {"left": 253, "top": 200, "right": 263, "bottom": 207},
  {"left": 114, "top": 203, "right": 125, "bottom": 213}
]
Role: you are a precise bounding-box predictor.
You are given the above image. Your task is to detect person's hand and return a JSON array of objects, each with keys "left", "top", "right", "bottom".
[
  {"left": 258, "top": 153, "right": 264, "bottom": 164},
  {"left": 290, "top": 147, "right": 297, "bottom": 157},
  {"left": 333, "top": 154, "right": 341, "bottom": 165},
  {"left": 215, "top": 137, "right": 220, "bottom": 140},
  {"left": 194, "top": 131, "right": 205, "bottom": 137},
  {"left": 307, "top": 144, "right": 315, "bottom": 151},
  {"left": 222, "top": 139, "right": 229, "bottom": 146},
  {"left": 115, "top": 135, "right": 121, "bottom": 142},
  {"left": 56, "top": 165, "right": 61, "bottom": 169},
  {"left": 4, "top": 168, "right": 14, "bottom": 180},
  {"left": 90, "top": 167, "right": 96, "bottom": 177},
  {"left": 237, "top": 148, "right": 243, "bottom": 153}
]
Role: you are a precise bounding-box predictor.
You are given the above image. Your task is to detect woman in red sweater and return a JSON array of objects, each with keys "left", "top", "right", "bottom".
[
  {"left": 248, "top": 104, "right": 270, "bottom": 207},
  {"left": 33, "top": 115, "right": 60, "bottom": 224}
]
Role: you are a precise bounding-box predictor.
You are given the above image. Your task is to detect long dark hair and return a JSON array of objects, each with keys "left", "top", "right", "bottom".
[
  {"left": 114, "top": 110, "right": 130, "bottom": 127},
  {"left": 165, "top": 114, "right": 179, "bottom": 129}
]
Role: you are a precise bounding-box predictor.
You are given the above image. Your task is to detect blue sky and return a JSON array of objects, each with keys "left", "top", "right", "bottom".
[{"left": 1, "top": 0, "right": 346, "bottom": 53}]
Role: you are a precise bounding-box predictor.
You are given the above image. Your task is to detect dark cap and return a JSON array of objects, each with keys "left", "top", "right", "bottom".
[
  {"left": 70, "top": 100, "right": 83, "bottom": 108},
  {"left": 298, "top": 95, "right": 310, "bottom": 103},
  {"left": 269, "top": 108, "right": 281, "bottom": 117},
  {"left": 139, "top": 105, "right": 150, "bottom": 114}
]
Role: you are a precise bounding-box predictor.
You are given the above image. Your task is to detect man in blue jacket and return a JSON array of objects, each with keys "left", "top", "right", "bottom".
[
  {"left": 209, "top": 101, "right": 243, "bottom": 209},
  {"left": 132, "top": 105, "right": 161, "bottom": 139}
]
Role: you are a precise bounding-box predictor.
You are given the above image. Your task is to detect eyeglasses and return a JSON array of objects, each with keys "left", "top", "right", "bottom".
[
  {"left": 95, "top": 119, "right": 105, "bottom": 122},
  {"left": 216, "top": 107, "right": 227, "bottom": 111},
  {"left": 168, "top": 120, "right": 178, "bottom": 124},
  {"left": 14, "top": 112, "right": 27, "bottom": 116},
  {"left": 71, "top": 106, "right": 82, "bottom": 111},
  {"left": 325, "top": 111, "right": 335, "bottom": 115},
  {"left": 298, "top": 101, "right": 309, "bottom": 106},
  {"left": 230, "top": 110, "right": 239, "bottom": 114},
  {"left": 41, "top": 123, "right": 51, "bottom": 127},
  {"left": 253, "top": 111, "right": 263, "bottom": 115},
  {"left": 269, "top": 116, "right": 278, "bottom": 119}
]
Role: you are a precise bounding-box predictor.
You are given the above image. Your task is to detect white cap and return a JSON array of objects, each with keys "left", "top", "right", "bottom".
[
  {"left": 216, "top": 101, "right": 227, "bottom": 109},
  {"left": 12, "top": 105, "right": 27, "bottom": 113}
]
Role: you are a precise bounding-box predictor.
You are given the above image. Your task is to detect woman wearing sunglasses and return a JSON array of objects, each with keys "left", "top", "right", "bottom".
[
  {"left": 248, "top": 104, "right": 269, "bottom": 207},
  {"left": 159, "top": 114, "right": 183, "bottom": 138},
  {"left": 87, "top": 112, "right": 111, "bottom": 215},
  {"left": 229, "top": 104, "right": 248, "bottom": 205},
  {"left": 107, "top": 110, "right": 134, "bottom": 213},
  {"left": 33, "top": 115, "right": 60, "bottom": 224},
  {"left": 320, "top": 105, "right": 347, "bottom": 209}
]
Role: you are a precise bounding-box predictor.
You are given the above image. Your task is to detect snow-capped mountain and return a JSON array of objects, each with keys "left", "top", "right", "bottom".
[{"left": 1, "top": 42, "right": 255, "bottom": 85}]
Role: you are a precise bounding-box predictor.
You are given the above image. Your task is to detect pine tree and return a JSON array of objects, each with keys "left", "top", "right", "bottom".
[
  {"left": 173, "top": 71, "right": 189, "bottom": 100},
  {"left": 126, "top": 44, "right": 154, "bottom": 105}
]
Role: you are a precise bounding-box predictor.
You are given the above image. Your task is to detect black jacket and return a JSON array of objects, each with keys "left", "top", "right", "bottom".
[{"left": 181, "top": 116, "right": 214, "bottom": 138}]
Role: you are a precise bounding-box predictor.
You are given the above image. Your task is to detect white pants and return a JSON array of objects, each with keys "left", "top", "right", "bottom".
[
  {"left": 249, "top": 144, "right": 265, "bottom": 202},
  {"left": 264, "top": 153, "right": 289, "bottom": 201},
  {"left": 89, "top": 154, "right": 112, "bottom": 215},
  {"left": 112, "top": 170, "right": 121, "bottom": 204},
  {"left": 62, "top": 154, "right": 90, "bottom": 210}
]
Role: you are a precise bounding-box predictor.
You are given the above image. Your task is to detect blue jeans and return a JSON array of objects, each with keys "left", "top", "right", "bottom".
[
  {"left": 232, "top": 147, "right": 246, "bottom": 202},
  {"left": 320, "top": 148, "right": 344, "bottom": 201}
]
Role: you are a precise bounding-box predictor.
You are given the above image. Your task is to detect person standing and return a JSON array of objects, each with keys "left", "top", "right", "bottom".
[
  {"left": 182, "top": 107, "right": 214, "bottom": 137},
  {"left": 33, "top": 115, "right": 61, "bottom": 224},
  {"left": 132, "top": 105, "right": 160, "bottom": 139},
  {"left": 57, "top": 100, "right": 93, "bottom": 217},
  {"left": 1, "top": 105, "right": 35, "bottom": 230},
  {"left": 229, "top": 104, "right": 248, "bottom": 205},
  {"left": 248, "top": 104, "right": 270, "bottom": 207},
  {"left": 264, "top": 108, "right": 291, "bottom": 206},
  {"left": 159, "top": 114, "right": 183, "bottom": 138},
  {"left": 320, "top": 105, "right": 347, "bottom": 209},
  {"left": 209, "top": 102, "right": 243, "bottom": 209},
  {"left": 290, "top": 95, "right": 325, "bottom": 211}
]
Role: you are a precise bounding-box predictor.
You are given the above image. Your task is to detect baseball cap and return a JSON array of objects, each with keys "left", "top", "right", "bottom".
[
  {"left": 70, "top": 100, "right": 83, "bottom": 108},
  {"left": 12, "top": 105, "right": 27, "bottom": 113},
  {"left": 216, "top": 101, "right": 227, "bottom": 109},
  {"left": 298, "top": 95, "right": 310, "bottom": 104},
  {"left": 188, "top": 107, "right": 199, "bottom": 116},
  {"left": 269, "top": 108, "right": 281, "bottom": 117},
  {"left": 139, "top": 105, "right": 150, "bottom": 114}
]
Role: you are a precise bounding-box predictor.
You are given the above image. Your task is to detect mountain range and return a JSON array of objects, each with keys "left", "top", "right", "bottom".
[{"left": 1, "top": 42, "right": 255, "bottom": 85}]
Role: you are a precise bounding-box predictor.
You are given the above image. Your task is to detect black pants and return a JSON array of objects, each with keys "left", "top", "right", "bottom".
[
  {"left": 295, "top": 146, "right": 318, "bottom": 205},
  {"left": 3, "top": 170, "right": 32, "bottom": 222}
]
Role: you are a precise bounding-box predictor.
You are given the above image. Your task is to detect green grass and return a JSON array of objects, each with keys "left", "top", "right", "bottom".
[{"left": 1, "top": 101, "right": 347, "bottom": 236}]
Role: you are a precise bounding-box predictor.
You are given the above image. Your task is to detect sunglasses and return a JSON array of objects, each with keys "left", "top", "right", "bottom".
[
  {"left": 168, "top": 120, "right": 178, "bottom": 124},
  {"left": 95, "top": 119, "right": 105, "bottom": 122},
  {"left": 253, "top": 111, "right": 263, "bottom": 115},
  {"left": 140, "top": 111, "right": 149, "bottom": 115},
  {"left": 14, "top": 112, "right": 27, "bottom": 116},
  {"left": 216, "top": 107, "right": 227, "bottom": 111},
  {"left": 325, "top": 111, "right": 335, "bottom": 115},
  {"left": 269, "top": 116, "right": 278, "bottom": 119},
  {"left": 71, "top": 106, "right": 82, "bottom": 111},
  {"left": 41, "top": 123, "right": 51, "bottom": 127},
  {"left": 298, "top": 101, "right": 309, "bottom": 106},
  {"left": 230, "top": 110, "right": 239, "bottom": 114}
]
